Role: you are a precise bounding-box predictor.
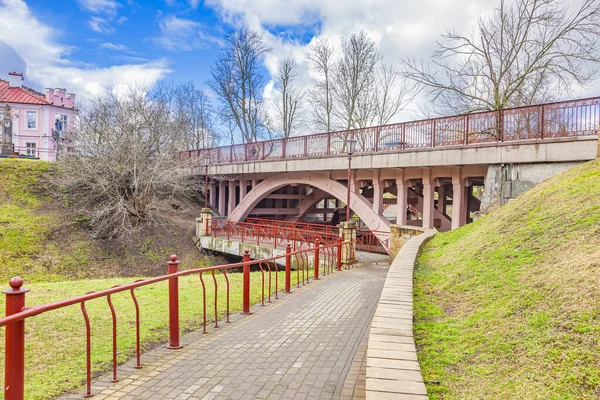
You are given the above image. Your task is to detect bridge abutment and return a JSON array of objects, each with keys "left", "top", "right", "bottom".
[{"left": 479, "top": 161, "right": 584, "bottom": 213}]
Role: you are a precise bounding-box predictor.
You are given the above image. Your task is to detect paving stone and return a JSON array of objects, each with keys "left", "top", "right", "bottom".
[{"left": 59, "top": 251, "right": 389, "bottom": 400}]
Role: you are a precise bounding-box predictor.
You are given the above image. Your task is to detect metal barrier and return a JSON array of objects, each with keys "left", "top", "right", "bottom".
[
  {"left": 0, "top": 242, "right": 345, "bottom": 399},
  {"left": 245, "top": 218, "right": 390, "bottom": 254},
  {"left": 180, "top": 97, "right": 600, "bottom": 164},
  {"left": 212, "top": 219, "right": 339, "bottom": 249}
]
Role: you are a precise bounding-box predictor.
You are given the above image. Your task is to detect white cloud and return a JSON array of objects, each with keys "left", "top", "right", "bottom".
[
  {"left": 153, "top": 15, "right": 221, "bottom": 51},
  {"left": 205, "top": 0, "right": 491, "bottom": 120},
  {"left": 77, "top": 0, "right": 120, "bottom": 15},
  {"left": 100, "top": 42, "right": 130, "bottom": 51},
  {"left": 87, "top": 16, "right": 115, "bottom": 33},
  {"left": 0, "top": 0, "right": 170, "bottom": 99}
]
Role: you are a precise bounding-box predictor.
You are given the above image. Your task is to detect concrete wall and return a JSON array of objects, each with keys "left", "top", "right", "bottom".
[{"left": 480, "top": 161, "right": 583, "bottom": 211}]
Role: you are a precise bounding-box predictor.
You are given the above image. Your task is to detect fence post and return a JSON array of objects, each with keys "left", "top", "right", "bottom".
[
  {"left": 166, "top": 255, "right": 182, "bottom": 349},
  {"left": 4, "top": 277, "right": 28, "bottom": 400},
  {"left": 337, "top": 237, "right": 342, "bottom": 271},
  {"left": 285, "top": 243, "right": 292, "bottom": 293},
  {"left": 313, "top": 240, "right": 320, "bottom": 280},
  {"left": 242, "top": 249, "right": 252, "bottom": 315}
]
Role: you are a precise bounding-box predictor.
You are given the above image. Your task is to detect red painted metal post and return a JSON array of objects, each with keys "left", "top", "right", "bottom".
[
  {"left": 166, "top": 255, "right": 182, "bottom": 349},
  {"left": 282, "top": 138, "right": 287, "bottom": 158},
  {"left": 242, "top": 249, "right": 252, "bottom": 314},
  {"left": 4, "top": 277, "right": 29, "bottom": 400},
  {"left": 314, "top": 240, "right": 320, "bottom": 280},
  {"left": 285, "top": 243, "right": 292, "bottom": 293},
  {"left": 337, "top": 237, "right": 342, "bottom": 271}
]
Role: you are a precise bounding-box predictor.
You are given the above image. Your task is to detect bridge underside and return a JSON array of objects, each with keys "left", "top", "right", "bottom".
[{"left": 206, "top": 165, "right": 489, "bottom": 233}]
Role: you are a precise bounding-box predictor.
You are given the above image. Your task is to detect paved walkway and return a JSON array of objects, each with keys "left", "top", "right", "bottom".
[{"left": 62, "top": 252, "right": 390, "bottom": 400}]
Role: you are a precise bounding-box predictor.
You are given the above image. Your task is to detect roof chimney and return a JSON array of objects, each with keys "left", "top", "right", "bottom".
[{"left": 8, "top": 72, "right": 23, "bottom": 88}]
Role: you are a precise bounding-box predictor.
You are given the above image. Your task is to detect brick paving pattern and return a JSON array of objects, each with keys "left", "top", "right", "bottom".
[
  {"left": 61, "top": 253, "right": 389, "bottom": 400},
  {"left": 339, "top": 328, "right": 368, "bottom": 399}
]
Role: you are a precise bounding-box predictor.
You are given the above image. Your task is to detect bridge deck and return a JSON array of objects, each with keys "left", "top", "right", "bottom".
[{"left": 61, "top": 252, "right": 389, "bottom": 400}]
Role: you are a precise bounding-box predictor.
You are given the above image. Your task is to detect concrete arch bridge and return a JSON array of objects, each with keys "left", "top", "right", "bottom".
[{"left": 185, "top": 97, "right": 600, "bottom": 234}]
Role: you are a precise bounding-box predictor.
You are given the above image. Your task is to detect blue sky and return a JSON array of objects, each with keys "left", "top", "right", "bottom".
[
  {"left": 1, "top": 0, "right": 597, "bottom": 131},
  {"left": 1, "top": 0, "right": 230, "bottom": 92},
  {"left": 0, "top": 0, "right": 493, "bottom": 102}
]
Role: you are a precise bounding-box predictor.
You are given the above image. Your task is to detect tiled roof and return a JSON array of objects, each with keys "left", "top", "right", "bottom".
[{"left": 0, "top": 79, "right": 50, "bottom": 105}]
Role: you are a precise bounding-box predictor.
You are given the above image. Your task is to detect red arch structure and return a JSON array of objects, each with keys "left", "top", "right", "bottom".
[{"left": 229, "top": 172, "right": 391, "bottom": 232}]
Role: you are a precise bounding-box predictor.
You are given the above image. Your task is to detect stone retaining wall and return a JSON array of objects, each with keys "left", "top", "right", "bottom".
[{"left": 366, "top": 228, "right": 436, "bottom": 400}]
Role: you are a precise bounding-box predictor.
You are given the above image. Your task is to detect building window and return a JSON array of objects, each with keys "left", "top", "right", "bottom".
[
  {"left": 26, "top": 111, "right": 37, "bottom": 130},
  {"left": 25, "top": 142, "right": 36, "bottom": 156},
  {"left": 55, "top": 114, "right": 68, "bottom": 136}
]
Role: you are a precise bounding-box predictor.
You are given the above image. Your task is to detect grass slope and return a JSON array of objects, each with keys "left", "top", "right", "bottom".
[{"left": 415, "top": 159, "right": 600, "bottom": 399}]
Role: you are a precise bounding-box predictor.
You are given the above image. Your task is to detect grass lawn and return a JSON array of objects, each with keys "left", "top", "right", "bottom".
[
  {"left": 0, "top": 268, "right": 305, "bottom": 399},
  {"left": 414, "top": 159, "right": 600, "bottom": 399}
]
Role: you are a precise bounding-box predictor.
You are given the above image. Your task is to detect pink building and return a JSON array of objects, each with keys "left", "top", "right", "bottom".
[{"left": 0, "top": 72, "right": 77, "bottom": 161}]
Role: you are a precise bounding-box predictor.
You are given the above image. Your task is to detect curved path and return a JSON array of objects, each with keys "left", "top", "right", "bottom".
[{"left": 62, "top": 252, "right": 390, "bottom": 400}]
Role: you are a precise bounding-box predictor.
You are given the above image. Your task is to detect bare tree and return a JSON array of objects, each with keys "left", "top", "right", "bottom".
[
  {"left": 332, "top": 31, "right": 382, "bottom": 130},
  {"left": 274, "top": 58, "right": 303, "bottom": 138},
  {"left": 403, "top": 0, "right": 600, "bottom": 114},
  {"left": 57, "top": 85, "right": 199, "bottom": 237},
  {"left": 306, "top": 37, "right": 336, "bottom": 133},
  {"left": 173, "top": 81, "right": 217, "bottom": 150},
  {"left": 208, "top": 28, "right": 272, "bottom": 143}
]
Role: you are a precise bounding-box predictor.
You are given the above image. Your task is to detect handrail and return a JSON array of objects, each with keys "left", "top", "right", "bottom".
[
  {"left": 1, "top": 241, "right": 350, "bottom": 399},
  {"left": 211, "top": 219, "right": 339, "bottom": 249},
  {"left": 180, "top": 96, "right": 600, "bottom": 164},
  {"left": 245, "top": 218, "right": 390, "bottom": 254}
]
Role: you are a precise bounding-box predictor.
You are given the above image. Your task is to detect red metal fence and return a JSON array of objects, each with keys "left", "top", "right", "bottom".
[
  {"left": 245, "top": 218, "right": 390, "bottom": 254},
  {"left": 212, "top": 219, "right": 340, "bottom": 249},
  {"left": 180, "top": 97, "right": 600, "bottom": 164},
  {"left": 0, "top": 242, "right": 345, "bottom": 399}
]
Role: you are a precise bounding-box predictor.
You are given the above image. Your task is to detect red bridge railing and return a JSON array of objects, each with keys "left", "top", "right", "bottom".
[
  {"left": 212, "top": 219, "right": 340, "bottom": 249},
  {"left": 180, "top": 97, "right": 600, "bottom": 164},
  {"left": 0, "top": 242, "right": 345, "bottom": 399},
  {"left": 245, "top": 218, "right": 390, "bottom": 254}
]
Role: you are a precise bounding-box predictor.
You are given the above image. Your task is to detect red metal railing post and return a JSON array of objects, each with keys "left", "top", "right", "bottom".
[
  {"left": 4, "top": 277, "right": 28, "bottom": 400},
  {"left": 327, "top": 133, "right": 331, "bottom": 155},
  {"left": 304, "top": 136, "right": 308, "bottom": 156},
  {"left": 337, "top": 237, "right": 342, "bottom": 271},
  {"left": 282, "top": 138, "right": 287, "bottom": 158},
  {"left": 285, "top": 243, "right": 292, "bottom": 293},
  {"left": 166, "top": 255, "right": 182, "bottom": 349},
  {"left": 314, "top": 240, "right": 320, "bottom": 280},
  {"left": 540, "top": 105, "right": 545, "bottom": 139},
  {"left": 242, "top": 249, "right": 252, "bottom": 315}
]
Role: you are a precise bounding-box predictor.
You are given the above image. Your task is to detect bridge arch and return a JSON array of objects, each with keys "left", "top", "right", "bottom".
[{"left": 229, "top": 172, "right": 391, "bottom": 232}]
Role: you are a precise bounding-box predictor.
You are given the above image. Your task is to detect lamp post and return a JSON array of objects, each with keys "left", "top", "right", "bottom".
[
  {"left": 53, "top": 114, "right": 61, "bottom": 160},
  {"left": 345, "top": 137, "right": 356, "bottom": 223},
  {"left": 203, "top": 154, "right": 211, "bottom": 207}
]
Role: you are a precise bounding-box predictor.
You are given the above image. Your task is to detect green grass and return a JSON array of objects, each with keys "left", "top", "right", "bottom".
[
  {"left": 0, "top": 268, "right": 305, "bottom": 399},
  {"left": 0, "top": 159, "right": 100, "bottom": 282},
  {"left": 414, "top": 159, "right": 600, "bottom": 399}
]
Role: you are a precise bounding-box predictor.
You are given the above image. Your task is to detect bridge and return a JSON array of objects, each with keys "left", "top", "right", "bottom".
[{"left": 182, "top": 97, "right": 600, "bottom": 233}]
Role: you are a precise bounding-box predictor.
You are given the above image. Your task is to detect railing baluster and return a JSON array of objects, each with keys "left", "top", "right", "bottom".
[
  {"left": 199, "top": 271, "right": 207, "bottom": 334},
  {"left": 259, "top": 262, "right": 265, "bottom": 306},
  {"left": 266, "top": 262, "right": 272, "bottom": 303},
  {"left": 129, "top": 286, "right": 142, "bottom": 369},
  {"left": 106, "top": 293, "right": 119, "bottom": 382},
  {"left": 81, "top": 300, "right": 92, "bottom": 398},
  {"left": 211, "top": 270, "right": 219, "bottom": 328}
]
